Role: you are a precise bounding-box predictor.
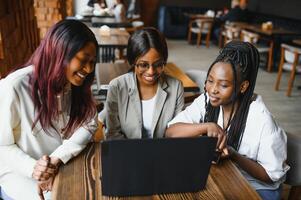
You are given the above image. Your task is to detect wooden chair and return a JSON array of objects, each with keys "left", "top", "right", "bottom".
[
  {"left": 274, "top": 43, "right": 301, "bottom": 96},
  {"left": 187, "top": 17, "right": 214, "bottom": 48},
  {"left": 184, "top": 69, "right": 207, "bottom": 106},
  {"left": 240, "top": 30, "right": 273, "bottom": 72},
  {"left": 185, "top": 69, "right": 207, "bottom": 93},
  {"left": 222, "top": 24, "right": 241, "bottom": 45},
  {"left": 100, "top": 46, "right": 116, "bottom": 63},
  {"left": 126, "top": 20, "right": 144, "bottom": 34}
]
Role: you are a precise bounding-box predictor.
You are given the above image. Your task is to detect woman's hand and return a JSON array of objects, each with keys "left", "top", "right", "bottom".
[
  {"left": 33, "top": 155, "right": 58, "bottom": 181},
  {"left": 220, "top": 145, "right": 236, "bottom": 159},
  {"left": 34, "top": 155, "right": 61, "bottom": 199},
  {"left": 37, "top": 176, "right": 55, "bottom": 200},
  {"left": 205, "top": 122, "right": 227, "bottom": 150}
]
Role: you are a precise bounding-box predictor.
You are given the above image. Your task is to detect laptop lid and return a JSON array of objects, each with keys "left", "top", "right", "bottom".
[{"left": 101, "top": 137, "right": 217, "bottom": 197}]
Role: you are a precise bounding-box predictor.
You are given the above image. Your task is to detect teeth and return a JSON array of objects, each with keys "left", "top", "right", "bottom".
[
  {"left": 210, "top": 96, "right": 218, "bottom": 101},
  {"left": 77, "top": 72, "right": 85, "bottom": 78},
  {"left": 144, "top": 77, "right": 154, "bottom": 81},
  {"left": 144, "top": 75, "right": 156, "bottom": 81}
]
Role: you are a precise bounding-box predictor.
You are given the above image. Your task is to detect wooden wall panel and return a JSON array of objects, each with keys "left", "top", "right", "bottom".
[
  {"left": 140, "top": 0, "right": 160, "bottom": 27},
  {"left": 0, "top": 0, "right": 39, "bottom": 76}
]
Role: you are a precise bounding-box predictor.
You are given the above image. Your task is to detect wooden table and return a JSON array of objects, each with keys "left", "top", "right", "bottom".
[
  {"left": 185, "top": 13, "right": 214, "bottom": 20},
  {"left": 92, "top": 17, "right": 132, "bottom": 28},
  {"left": 228, "top": 22, "right": 301, "bottom": 71},
  {"left": 293, "top": 39, "right": 301, "bottom": 46},
  {"left": 52, "top": 143, "right": 261, "bottom": 200},
  {"left": 90, "top": 27, "right": 129, "bottom": 46},
  {"left": 228, "top": 22, "right": 297, "bottom": 37},
  {"left": 95, "top": 62, "right": 199, "bottom": 93},
  {"left": 67, "top": 14, "right": 114, "bottom": 23},
  {"left": 90, "top": 27, "right": 130, "bottom": 63}
]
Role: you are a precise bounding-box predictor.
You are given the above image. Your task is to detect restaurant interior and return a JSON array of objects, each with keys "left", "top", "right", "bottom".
[{"left": 0, "top": 0, "right": 300, "bottom": 199}]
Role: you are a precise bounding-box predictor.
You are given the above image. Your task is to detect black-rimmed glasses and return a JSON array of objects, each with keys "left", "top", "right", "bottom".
[{"left": 134, "top": 61, "right": 165, "bottom": 71}]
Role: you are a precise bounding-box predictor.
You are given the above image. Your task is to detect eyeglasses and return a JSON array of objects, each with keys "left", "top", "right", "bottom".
[{"left": 134, "top": 61, "right": 165, "bottom": 71}]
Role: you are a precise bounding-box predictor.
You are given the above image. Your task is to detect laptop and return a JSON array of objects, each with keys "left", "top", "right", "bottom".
[{"left": 101, "top": 137, "right": 217, "bottom": 197}]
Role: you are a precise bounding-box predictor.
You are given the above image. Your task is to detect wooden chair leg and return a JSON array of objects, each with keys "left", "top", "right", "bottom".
[
  {"left": 287, "top": 70, "right": 296, "bottom": 96},
  {"left": 287, "top": 57, "right": 298, "bottom": 96},
  {"left": 275, "top": 47, "right": 285, "bottom": 91},
  {"left": 288, "top": 185, "right": 301, "bottom": 200},
  {"left": 188, "top": 29, "right": 192, "bottom": 44},
  {"left": 218, "top": 32, "right": 223, "bottom": 48},
  {"left": 197, "top": 32, "right": 202, "bottom": 47},
  {"left": 206, "top": 32, "right": 211, "bottom": 48},
  {"left": 267, "top": 41, "right": 274, "bottom": 72}
]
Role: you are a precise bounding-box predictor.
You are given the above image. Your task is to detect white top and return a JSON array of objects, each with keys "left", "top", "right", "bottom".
[
  {"left": 168, "top": 93, "right": 289, "bottom": 190},
  {"left": 113, "top": 4, "right": 126, "bottom": 22},
  {"left": 0, "top": 66, "right": 98, "bottom": 179},
  {"left": 141, "top": 93, "right": 157, "bottom": 138}
]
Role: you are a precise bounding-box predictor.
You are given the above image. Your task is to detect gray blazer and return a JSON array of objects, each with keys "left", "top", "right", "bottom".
[{"left": 105, "top": 72, "right": 184, "bottom": 139}]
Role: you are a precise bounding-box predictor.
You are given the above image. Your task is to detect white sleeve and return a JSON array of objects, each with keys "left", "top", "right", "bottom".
[
  {"left": 50, "top": 112, "right": 98, "bottom": 164},
  {"left": 257, "top": 118, "right": 290, "bottom": 181},
  {"left": 168, "top": 94, "right": 206, "bottom": 127},
  {"left": 0, "top": 81, "right": 37, "bottom": 178}
]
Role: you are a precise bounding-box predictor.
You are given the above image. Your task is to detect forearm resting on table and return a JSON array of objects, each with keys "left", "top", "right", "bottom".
[
  {"left": 166, "top": 123, "right": 207, "bottom": 137},
  {"left": 50, "top": 156, "right": 62, "bottom": 167},
  {"left": 230, "top": 150, "right": 272, "bottom": 183},
  {"left": 32, "top": 155, "right": 62, "bottom": 181}
]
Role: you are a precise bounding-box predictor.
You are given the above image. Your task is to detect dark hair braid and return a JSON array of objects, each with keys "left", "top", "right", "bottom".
[{"left": 203, "top": 41, "right": 260, "bottom": 150}]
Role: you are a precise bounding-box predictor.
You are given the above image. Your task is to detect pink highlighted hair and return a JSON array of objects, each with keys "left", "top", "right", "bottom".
[{"left": 25, "top": 20, "right": 99, "bottom": 138}]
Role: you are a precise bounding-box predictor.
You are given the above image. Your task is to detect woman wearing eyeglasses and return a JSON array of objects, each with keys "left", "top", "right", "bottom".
[{"left": 105, "top": 27, "right": 184, "bottom": 139}]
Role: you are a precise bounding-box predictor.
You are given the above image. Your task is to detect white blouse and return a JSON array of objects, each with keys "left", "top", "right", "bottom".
[
  {"left": 0, "top": 66, "right": 98, "bottom": 179},
  {"left": 168, "top": 93, "right": 290, "bottom": 190},
  {"left": 141, "top": 93, "right": 157, "bottom": 138}
]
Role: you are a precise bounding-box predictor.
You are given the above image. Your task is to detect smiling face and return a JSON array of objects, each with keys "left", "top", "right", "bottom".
[
  {"left": 65, "top": 42, "right": 96, "bottom": 86},
  {"left": 134, "top": 48, "right": 165, "bottom": 86},
  {"left": 205, "top": 62, "right": 236, "bottom": 108}
]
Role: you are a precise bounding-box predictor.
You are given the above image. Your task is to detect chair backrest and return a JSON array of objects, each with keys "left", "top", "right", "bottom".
[
  {"left": 101, "top": 46, "right": 116, "bottom": 63},
  {"left": 223, "top": 24, "right": 241, "bottom": 44},
  {"left": 281, "top": 43, "right": 301, "bottom": 64},
  {"left": 185, "top": 69, "right": 207, "bottom": 93},
  {"left": 240, "top": 30, "right": 259, "bottom": 44},
  {"left": 195, "top": 18, "right": 214, "bottom": 32},
  {"left": 286, "top": 132, "right": 301, "bottom": 186},
  {"left": 126, "top": 20, "right": 144, "bottom": 34}
]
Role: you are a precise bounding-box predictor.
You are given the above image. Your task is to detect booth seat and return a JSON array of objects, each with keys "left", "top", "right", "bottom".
[{"left": 158, "top": 5, "right": 209, "bottom": 39}]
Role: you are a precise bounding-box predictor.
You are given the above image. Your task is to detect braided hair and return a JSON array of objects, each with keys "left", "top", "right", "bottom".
[{"left": 203, "top": 41, "right": 260, "bottom": 150}]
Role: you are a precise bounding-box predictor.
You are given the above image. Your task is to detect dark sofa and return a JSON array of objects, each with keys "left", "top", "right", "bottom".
[{"left": 158, "top": 5, "right": 210, "bottom": 39}]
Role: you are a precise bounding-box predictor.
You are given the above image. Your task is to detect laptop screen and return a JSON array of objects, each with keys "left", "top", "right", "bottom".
[{"left": 101, "top": 137, "right": 217, "bottom": 197}]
